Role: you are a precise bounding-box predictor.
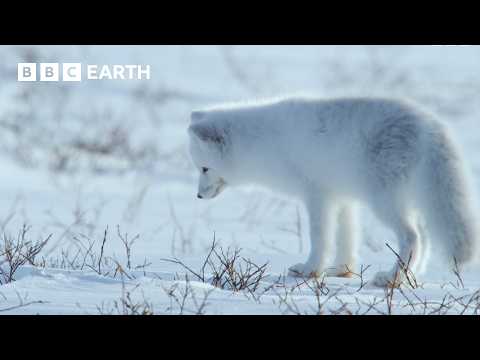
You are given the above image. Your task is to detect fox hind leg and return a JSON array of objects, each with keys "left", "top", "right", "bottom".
[
  {"left": 413, "top": 216, "right": 430, "bottom": 275},
  {"left": 370, "top": 195, "right": 423, "bottom": 288}
]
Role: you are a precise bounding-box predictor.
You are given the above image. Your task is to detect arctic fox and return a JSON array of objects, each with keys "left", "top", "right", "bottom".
[{"left": 187, "top": 96, "right": 479, "bottom": 287}]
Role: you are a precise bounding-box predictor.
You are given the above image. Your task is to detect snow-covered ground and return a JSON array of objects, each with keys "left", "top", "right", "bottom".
[{"left": 1, "top": 45, "right": 480, "bottom": 314}]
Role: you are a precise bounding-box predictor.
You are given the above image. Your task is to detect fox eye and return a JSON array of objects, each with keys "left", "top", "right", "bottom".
[{"left": 202, "top": 167, "right": 209, "bottom": 173}]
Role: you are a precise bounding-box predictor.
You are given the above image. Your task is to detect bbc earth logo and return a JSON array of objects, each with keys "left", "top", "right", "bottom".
[{"left": 17, "top": 63, "right": 151, "bottom": 82}]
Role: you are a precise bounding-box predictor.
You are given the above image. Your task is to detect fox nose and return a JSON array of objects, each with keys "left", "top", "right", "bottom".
[{"left": 197, "top": 193, "right": 203, "bottom": 199}]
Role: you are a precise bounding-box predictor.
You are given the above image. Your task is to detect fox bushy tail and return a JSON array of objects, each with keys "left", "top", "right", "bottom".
[{"left": 419, "top": 124, "right": 479, "bottom": 267}]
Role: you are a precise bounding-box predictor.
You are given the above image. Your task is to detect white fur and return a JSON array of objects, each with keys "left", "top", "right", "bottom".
[{"left": 188, "top": 96, "right": 479, "bottom": 287}]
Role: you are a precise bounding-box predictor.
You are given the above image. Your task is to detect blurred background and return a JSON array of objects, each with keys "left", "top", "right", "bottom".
[{"left": 1, "top": 45, "right": 480, "bottom": 268}]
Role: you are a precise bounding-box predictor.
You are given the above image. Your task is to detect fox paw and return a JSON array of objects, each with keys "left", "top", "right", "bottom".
[
  {"left": 325, "top": 265, "right": 355, "bottom": 278},
  {"left": 288, "top": 263, "right": 323, "bottom": 278}
]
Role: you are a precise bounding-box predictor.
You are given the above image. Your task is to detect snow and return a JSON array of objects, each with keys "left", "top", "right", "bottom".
[{"left": 1, "top": 45, "right": 480, "bottom": 315}]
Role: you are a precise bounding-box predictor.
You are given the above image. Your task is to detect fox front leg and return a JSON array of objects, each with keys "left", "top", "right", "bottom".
[{"left": 289, "top": 195, "right": 335, "bottom": 278}]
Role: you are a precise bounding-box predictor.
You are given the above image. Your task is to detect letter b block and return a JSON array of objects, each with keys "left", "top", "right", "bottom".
[
  {"left": 40, "top": 63, "right": 59, "bottom": 81},
  {"left": 17, "top": 63, "right": 37, "bottom": 81}
]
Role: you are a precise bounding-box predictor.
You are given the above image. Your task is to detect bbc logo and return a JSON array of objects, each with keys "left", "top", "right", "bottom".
[
  {"left": 18, "top": 63, "right": 151, "bottom": 81},
  {"left": 18, "top": 63, "right": 82, "bottom": 82}
]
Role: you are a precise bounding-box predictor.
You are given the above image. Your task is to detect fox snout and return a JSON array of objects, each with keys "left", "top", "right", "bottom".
[{"left": 197, "top": 179, "right": 226, "bottom": 200}]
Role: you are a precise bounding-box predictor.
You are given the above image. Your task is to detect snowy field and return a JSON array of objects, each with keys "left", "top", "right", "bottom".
[{"left": 1, "top": 45, "right": 480, "bottom": 315}]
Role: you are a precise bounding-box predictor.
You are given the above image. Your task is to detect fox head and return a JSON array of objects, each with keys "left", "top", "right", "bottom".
[{"left": 188, "top": 111, "right": 229, "bottom": 200}]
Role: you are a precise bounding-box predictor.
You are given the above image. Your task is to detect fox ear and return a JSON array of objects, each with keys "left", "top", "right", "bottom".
[{"left": 189, "top": 122, "right": 225, "bottom": 146}]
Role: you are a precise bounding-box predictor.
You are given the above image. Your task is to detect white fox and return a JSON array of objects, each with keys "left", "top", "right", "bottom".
[{"left": 188, "top": 96, "right": 479, "bottom": 287}]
